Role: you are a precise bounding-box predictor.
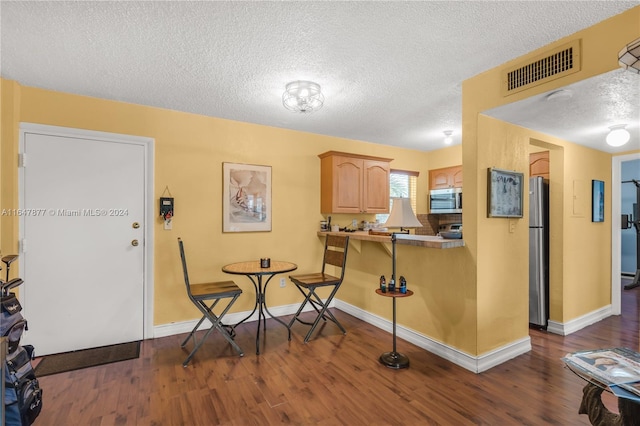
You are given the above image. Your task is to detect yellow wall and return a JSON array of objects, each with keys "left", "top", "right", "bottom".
[
  {"left": 0, "top": 80, "right": 21, "bottom": 260},
  {"left": 425, "top": 144, "right": 462, "bottom": 171},
  {"left": 464, "top": 6, "right": 640, "bottom": 353},
  {"left": 1, "top": 6, "right": 638, "bottom": 361},
  {"left": 1, "top": 82, "right": 446, "bottom": 321},
  {"left": 2, "top": 74, "right": 618, "bottom": 358}
]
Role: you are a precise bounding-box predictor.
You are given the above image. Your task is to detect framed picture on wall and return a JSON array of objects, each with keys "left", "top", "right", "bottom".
[
  {"left": 487, "top": 168, "right": 524, "bottom": 218},
  {"left": 223, "top": 162, "right": 272, "bottom": 232},
  {"left": 592, "top": 179, "right": 604, "bottom": 223}
]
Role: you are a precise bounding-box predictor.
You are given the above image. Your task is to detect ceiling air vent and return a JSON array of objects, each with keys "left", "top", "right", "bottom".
[{"left": 502, "top": 40, "right": 581, "bottom": 96}]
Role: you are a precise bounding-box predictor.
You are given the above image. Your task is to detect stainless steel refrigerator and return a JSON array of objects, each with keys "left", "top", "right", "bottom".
[{"left": 529, "top": 176, "right": 549, "bottom": 327}]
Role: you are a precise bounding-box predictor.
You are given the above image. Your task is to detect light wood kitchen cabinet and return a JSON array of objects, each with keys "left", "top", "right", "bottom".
[
  {"left": 429, "top": 165, "right": 462, "bottom": 189},
  {"left": 319, "top": 151, "right": 392, "bottom": 214},
  {"left": 529, "top": 151, "right": 549, "bottom": 179}
]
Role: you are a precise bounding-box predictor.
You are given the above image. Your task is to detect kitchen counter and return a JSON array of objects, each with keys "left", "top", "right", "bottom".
[{"left": 317, "top": 231, "right": 464, "bottom": 249}]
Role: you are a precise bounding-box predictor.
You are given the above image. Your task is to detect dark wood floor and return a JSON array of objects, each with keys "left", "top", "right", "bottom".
[{"left": 34, "top": 285, "right": 638, "bottom": 425}]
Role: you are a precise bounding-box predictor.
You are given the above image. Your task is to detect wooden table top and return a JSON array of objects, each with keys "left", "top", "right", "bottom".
[
  {"left": 222, "top": 260, "right": 297, "bottom": 275},
  {"left": 375, "top": 288, "right": 414, "bottom": 298}
]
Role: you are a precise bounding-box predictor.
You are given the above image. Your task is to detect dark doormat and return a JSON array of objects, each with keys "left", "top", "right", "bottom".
[{"left": 35, "top": 341, "right": 140, "bottom": 377}]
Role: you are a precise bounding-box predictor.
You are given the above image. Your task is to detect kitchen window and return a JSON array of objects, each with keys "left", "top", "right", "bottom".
[{"left": 376, "top": 169, "right": 419, "bottom": 223}]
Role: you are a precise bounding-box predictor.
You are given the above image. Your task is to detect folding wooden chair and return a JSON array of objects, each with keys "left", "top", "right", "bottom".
[
  {"left": 177, "top": 238, "right": 244, "bottom": 366},
  {"left": 287, "top": 234, "right": 349, "bottom": 343}
]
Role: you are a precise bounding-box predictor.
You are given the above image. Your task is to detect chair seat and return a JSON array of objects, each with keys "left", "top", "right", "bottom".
[
  {"left": 289, "top": 273, "right": 340, "bottom": 288},
  {"left": 191, "top": 280, "right": 242, "bottom": 299}
]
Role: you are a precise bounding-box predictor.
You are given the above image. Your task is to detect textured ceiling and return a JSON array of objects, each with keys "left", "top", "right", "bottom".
[
  {"left": 485, "top": 69, "right": 640, "bottom": 153},
  {"left": 1, "top": 1, "right": 638, "bottom": 153}
]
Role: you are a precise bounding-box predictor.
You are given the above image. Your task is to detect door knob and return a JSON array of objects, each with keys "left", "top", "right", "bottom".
[{"left": 131, "top": 239, "right": 139, "bottom": 247}]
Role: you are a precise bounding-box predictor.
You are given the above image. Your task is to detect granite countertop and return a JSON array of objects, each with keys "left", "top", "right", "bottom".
[{"left": 317, "top": 231, "right": 464, "bottom": 249}]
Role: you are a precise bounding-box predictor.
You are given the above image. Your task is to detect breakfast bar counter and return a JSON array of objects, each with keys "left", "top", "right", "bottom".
[{"left": 317, "top": 231, "right": 464, "bottom": 249}]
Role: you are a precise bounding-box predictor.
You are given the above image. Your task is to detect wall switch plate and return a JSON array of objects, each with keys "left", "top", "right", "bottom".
[
  {"left": 280, "top": 278, "right": 286, "bottom": 288},
  {"left": 509, "top": 219, "right": 516, "bottom": 233}
]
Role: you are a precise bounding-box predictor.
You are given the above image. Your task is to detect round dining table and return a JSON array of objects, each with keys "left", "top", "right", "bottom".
[{"left": 222, "top": 260, "right": 297, "bottom": 355}]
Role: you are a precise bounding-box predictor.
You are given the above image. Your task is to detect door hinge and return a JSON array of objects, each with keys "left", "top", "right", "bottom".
[
  {"left": 18, "top": 153, "right": 26, "bottom": 168},
  {"left": 19, "top": 238, "right": 26, "bottom": 253}
]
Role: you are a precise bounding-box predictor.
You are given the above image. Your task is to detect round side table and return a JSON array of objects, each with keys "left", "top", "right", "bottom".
[{"left": 375, "top": 288, "right": 414, "bottom": 369}]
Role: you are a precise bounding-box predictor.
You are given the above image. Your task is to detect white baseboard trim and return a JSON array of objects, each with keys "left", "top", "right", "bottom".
[
  {"left": 547, "top": 304, "right": 612, "bottom": 336},
  {"left": 154, "top": 298, "right": 531, "bottom": 373},
  {"left": 153, "top": 301, "right": 319, "bottom": 338},
  {"left": 334, "top": 299, "right": 531, "bottom": 373}
]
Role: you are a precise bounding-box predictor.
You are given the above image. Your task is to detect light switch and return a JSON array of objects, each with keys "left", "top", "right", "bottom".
[{"left": 509, "top": 219, "right": 516, "bottom": 233}]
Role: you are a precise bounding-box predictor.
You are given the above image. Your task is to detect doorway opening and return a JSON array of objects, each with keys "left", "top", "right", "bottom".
[{"left": 612, "top": 153, "right": 640, "bottom": 314}]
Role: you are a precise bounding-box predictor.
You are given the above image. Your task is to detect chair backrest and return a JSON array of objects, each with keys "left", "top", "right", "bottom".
[
  {"left": 321, "top": 235, "right": 349, "bottom": 280},
  {"left": 177, "top": 238, "right": 192, "bottom": 295}
]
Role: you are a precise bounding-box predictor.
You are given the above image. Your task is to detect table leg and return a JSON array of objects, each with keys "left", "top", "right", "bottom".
[
  {"left": 262, "top": 275, "right": 292, "bottom": 340},
  {"left": 379, "top": 296, "right": 410, "bottom": 369},
  {"left": 255, "top": 275, "right": 264, "bottom": 355},
  {"left": 232, "top": 272, "right": 293, "bottom": 355},
  {"left": 233, "top": 277, "right": 258, "bottom": 328},
  {"left": 230, "top": 275, "right": 260, "bottom": 354}
]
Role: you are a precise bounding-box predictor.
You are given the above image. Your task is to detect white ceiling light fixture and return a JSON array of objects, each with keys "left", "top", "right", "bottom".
[
  {"left": 443, "top": 130, "right": 453, "bottom": 145},
  {"left": 618, "top": 37, "right": 640, "bottom": 74},
  {"left": 606, "top": 124, "right": 631, "bottom": 147},
  {"left": 282, "top": 80, "right": 324, "bottom": 113}
]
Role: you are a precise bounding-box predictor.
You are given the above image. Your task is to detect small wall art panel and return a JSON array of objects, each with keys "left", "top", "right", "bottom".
[
  {"left": 592, "top": 179, "right": 604, "bottom": 223},
  {"left": 223, "top": 162, "right": 272, "bottom": 232},
  {"left": 487, "top": 168, "right": 524, "bottom": 218}
]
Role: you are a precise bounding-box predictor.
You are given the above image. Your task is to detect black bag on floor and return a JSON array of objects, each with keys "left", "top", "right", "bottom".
[
  {"left": 2, "top": 293, "right": 43, "bottom": 425},
  {"left": 6, "top": 344, "right": 43, "bottom": 425},
  {"left": 1, "top": 293, "right": 26, "bottom": 353}
]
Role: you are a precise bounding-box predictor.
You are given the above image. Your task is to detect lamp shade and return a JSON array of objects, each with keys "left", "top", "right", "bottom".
[{"left": 384, "top": 198, "right": 423, "bottom": 229}]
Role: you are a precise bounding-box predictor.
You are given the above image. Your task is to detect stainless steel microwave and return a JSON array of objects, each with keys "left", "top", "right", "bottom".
[{"left": 429, "top": 188, "right": 462, "bottom": 214}]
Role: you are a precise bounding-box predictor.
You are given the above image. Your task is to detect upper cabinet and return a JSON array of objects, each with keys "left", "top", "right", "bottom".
[
  {"left": 529, "top": 151, "right": 550, "bottom": 179},
  {"left": 319, "top": 151, "right": 392, "bottom": 214},
  {"left": 429, "top": 165, "right": 462, "bottom": 190}
]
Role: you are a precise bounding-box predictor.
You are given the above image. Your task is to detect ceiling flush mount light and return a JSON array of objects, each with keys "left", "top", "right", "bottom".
[
  {"left": 443, "top": 130, "right": 453, "bottom": 145},
  {"left": 618, "top": 37, "right": 640, "bottom": 74},
  {"left": 606, "top": 124, "right": 631, "bottom": 147},
  {"left": 282, "top": 80, "right": 324, "bottom": 113}
]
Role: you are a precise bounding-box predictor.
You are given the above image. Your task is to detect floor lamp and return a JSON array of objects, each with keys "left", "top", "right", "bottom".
[{"left": 380, "top": 197, "right": 422, "bottom": 368}]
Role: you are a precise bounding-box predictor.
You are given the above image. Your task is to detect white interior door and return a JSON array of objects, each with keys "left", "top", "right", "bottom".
[{"left": 19, "top": 126, "right": 150, "bottom": 356}]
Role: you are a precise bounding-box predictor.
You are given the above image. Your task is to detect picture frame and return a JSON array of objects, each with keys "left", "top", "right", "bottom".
[
  {"left": 222, "top": 162, "right": 272, "bottom": 232},
  {"left": 487, "top": 168, "right": 524, "bottom": 218},
  {"left": 592, "top": 179, "right": 604, "bottom": 223}
]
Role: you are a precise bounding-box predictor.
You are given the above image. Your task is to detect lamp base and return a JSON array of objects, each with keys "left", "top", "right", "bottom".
[{"left": 379, "top": 351, "right": 410, "bottom": 369}]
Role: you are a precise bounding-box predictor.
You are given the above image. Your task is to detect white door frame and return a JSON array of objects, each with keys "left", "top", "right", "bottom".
[
  {"left": 611, "top": 152, "right": 640, "bottom": 316},
  {"left": 18, "top": 122, "right": 155, "bottom": 340}
]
